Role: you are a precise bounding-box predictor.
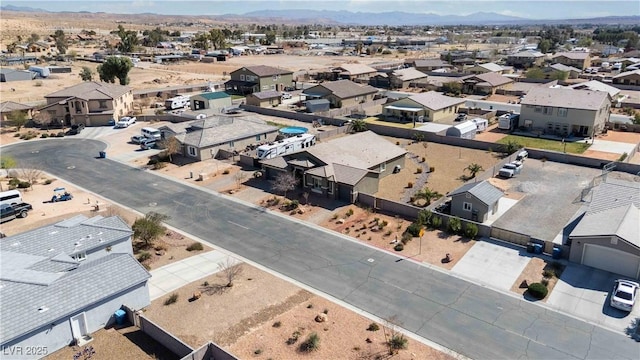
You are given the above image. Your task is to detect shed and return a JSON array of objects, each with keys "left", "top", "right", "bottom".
[
  {"left": 446, "top": 120, "right": 477, "bottom": 139},
  {"left": 190, "top": 92, "right": 232, "bottom": 111},
  {"left": 28, "top": 66, "right": 50, "bottom": 78},
  {"left": 246, "top": 90, "right": 282, "bottom": 107},
  {"left": 0, "top": 68, "right": 36, "bottom": 82},
  {"left": 471, "top": 117, "right": 488, "bottom": 132},
  {"left": 305, "top": 99, "right": 330, "bottom": 113},
  {"left": 448, "top": 180, "right": 504, "bottom": 222}
]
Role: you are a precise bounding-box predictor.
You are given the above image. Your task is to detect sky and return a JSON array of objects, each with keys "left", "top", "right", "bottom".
[{"left": 2, "top": 0, "right": 640, "bottom": 20}]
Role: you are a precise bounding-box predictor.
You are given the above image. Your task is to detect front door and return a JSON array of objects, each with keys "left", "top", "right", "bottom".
[{"left": 70, "top": 313, "right": 88, "bottom": 341}]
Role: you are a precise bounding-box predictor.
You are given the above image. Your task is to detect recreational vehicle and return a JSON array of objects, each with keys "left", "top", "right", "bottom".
[
  {"left": 165, "top": 95, "right": 190, "bottom": 110},
  {"left": 256, "top": 134, "right": 316, "bottom": 160},
  {"left": 498, "top": 113, "right": 519, "bottom": 131}
]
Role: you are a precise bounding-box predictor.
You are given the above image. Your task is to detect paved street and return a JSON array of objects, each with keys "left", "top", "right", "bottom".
[{"left": 4, "top": 139, "right": 639, "bottom": 360}]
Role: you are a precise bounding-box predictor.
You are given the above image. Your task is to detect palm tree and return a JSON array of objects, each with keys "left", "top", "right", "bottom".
[
  {"left": 465, "top": 163, "right": 484, "bottom": 179},
  {"left": 413, "top": 187, "right": 442, "bottom": 207},
  {"left": 348, "top": 119, "right": 367, "bottom": 133}
]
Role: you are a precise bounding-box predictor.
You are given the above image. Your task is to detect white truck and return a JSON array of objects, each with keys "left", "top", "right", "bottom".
[
  {"left": 497, "top": 161, "right": 523, "bottom": 178},
  {"left": 256, "top": 134, "right": 316, "bottom": 160},
  {"left": 165, "top": 95, "right": 190, "bottom": 110}
]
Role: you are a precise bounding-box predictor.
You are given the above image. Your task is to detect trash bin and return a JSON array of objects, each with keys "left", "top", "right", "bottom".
[
  {"left": 99, "top": 151, "right": 106, "bottom": 159},
  {"left": 533, "top": 243, "right": 543, "bottom": 254},
  {"left": 114, "top": 309, "right": 126, "bottom": 325},
  {"left": 526, "top": 243, "right": 535, "bottom": 253},
  {"left": 552, "top": 247, "right": 562, "bottom": 259}
]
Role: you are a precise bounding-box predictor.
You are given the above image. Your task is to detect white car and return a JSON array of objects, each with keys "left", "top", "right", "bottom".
[
  {"left": 130, "top": 135, "right": 145, "bottom": 144},
  {"left": 281, "top": 92, "right": 292, "bottom": 100},
  {"left": 116, "top": 116, "right": 137, "bottom": 128},
  {"left": 610, "top": 279, "right": 639, "bottom": 312}
]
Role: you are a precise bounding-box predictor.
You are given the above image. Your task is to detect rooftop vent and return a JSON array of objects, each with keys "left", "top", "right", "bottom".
[{"left": 38, "top": 306, "right": 49, "bottom": 313}]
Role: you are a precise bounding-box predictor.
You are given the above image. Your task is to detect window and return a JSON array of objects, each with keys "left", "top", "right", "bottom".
[
  {"left": 262, "top": 85, "right": 269, "bottom": 90},
  {"left": 228, "top": 141, "right": 234, "bottom": 148},
  {"left": 534, "top": 106, "right": 542, "bottom": 113},
  {"left": 558, "top": 107, "right": 568, "bottom": 117},
  {"left": 463, "top": 202, "right": 472, "bottom": 212},
  {"left": 255, "top": 134, "right": 261, "bottom": 141},
  {"left": 380, "top": 162, "right": 386, "bottom": 172},
  {"left": 99, "top": 100, "right": 107, "bottom": 109},
  {"left": 543, "top": 107, "right": 553, "bottom": 115},
  {"left": 310, "top": 177, "right": 322, "bottom": 193},
  {"left": 187, "top": 146, "right": 197, "bottom": 156},
  {"left": 240, "top": 74, "right": 245, "bottom": 81},
  {"left": 270, "top": 84, "right": 275, "bottom": 90},
  {"left": 72, "top": 252, "right": 87, "bottom": 261},
  {"left": 327, "top": 182, "right": 334, "bottom": 194}
]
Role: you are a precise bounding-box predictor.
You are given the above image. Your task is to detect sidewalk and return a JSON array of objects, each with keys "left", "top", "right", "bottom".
[{"left": 148, "top": 251, "right": 235, "bottom": 300}]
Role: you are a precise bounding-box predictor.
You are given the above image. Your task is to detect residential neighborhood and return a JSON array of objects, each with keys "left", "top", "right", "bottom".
[{"left": 1, "top": 3, "right": 640, "bottom": 360}]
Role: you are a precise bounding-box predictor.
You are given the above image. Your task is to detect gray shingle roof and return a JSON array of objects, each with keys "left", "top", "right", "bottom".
[
  {"left": 548, "top": 63, "right": 581, "bottom": 73},
  {"left": 45, "top": 81, "right": 131, "bottom": 101},
  {"left": 413, "top": 59, "right": 452, "bottom": 68},
  {"left": 471, "top": 73, "right": 513, "bottom": 87},
  {"left": 449, "top": 180, "right": 504, "bottom": 206},
  {"left": 567, "top": 80, "right": 620, "bottom": 98},
  {"left": 242, "top": 65, "right": 293, "bottom": 77},
  {"left": 404, "top": 91, "right": 466, "bottom": 111},
  {"left": 508, "top": 50, "right": 544, "bottom": 58},
  {"left": 180, "top": 115, "right": 278, "bottom": 148},
  {"left": 520, "top": 87, "right": 610, "bottom": 110},
  {"left": 0, "top": 253, "right": 150, "bottom": 344},
  {"left": 250, "top": 90, "right": 281, "bottom": 100},
  {"left": 309, "top": 80, "right": 378, "bottom": 99},
  {"left": 613, "top": 69, "right": 640, "bottom": 79},
  {"left": 476, "top": 62, "right": 504, "bottom": 72},
  {"left": 570, "top": 179, "right": 640, "bottom": 246}
]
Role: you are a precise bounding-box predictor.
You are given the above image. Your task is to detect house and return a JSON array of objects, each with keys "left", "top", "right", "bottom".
[
  {"left": 190, "top": 91, "right": 232, "bottom": 111},
  {"left": 519, "top": 87, "right": 610, "bottom": 136},
  {"left": 0, "top": 68, "right": 36, "bottom": 82},
  {"left": 388, "top": 68, "right": 428, "bottom": 89},
  {"left": 464, "top": 62, "right": 507, "bottom": 75},
  {"left": 412, "top": 59, "right": 453, "bottom": 72},
  {"left": 246, "top": 90, "right": 282, "bottom": 107},
  {"left": 260, "top": 131, "right": 406, "bottom": 202},
  {"left": 302, "top": 80, "right": 378, "bottom": 108},
  {"left": 552, "top": 52, "right": 591, "bottom": 70},
  {"left": 612, "top": 69, "right": 640, "bottom": 86},
  {"left": 448, "top": 180, "right": 504, "bottom": 223},
  {"left": 224, "top": 65, "right": 293, "bottom": 95},
  {"left": 543, "top": 63, "right": 582, "bottom": 79},
  {"left": 461, "top": 73, "right": 513, "bottom": 95},
  {"left": 567, "top": 80, "right": 621, "bottom": 98},
  {"left": 568, "top": 179, "right": 640, "bottom": 279},
  {"left": 383, "top": 91, "right": 466, "bottom": 125},
  {"left": 160, "top": 115, "right": 279, "bottom": 161},
  {"left": 0, "top": 215, "right": 151, "bottom": 356},
  {"left": 506, "top": 50, "right": 545, "bottom": 68},
  {"left": 317, "top": 64, "right": 377, "bottom": 82},
  {"left": 0, "top": 101, "right": 34, "bottom": 122},
  {"left": 40, "top": 81, "right": 133, "bottom": 127}
]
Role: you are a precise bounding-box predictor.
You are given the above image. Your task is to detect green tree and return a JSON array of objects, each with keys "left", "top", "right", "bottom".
[
  {"left": 348, "top": 119, "right": 367, "bottom": 133},
  {"left": 0, "top": 155, "right": 17, "bottom": 172},
  {"left": 413, "top": 187, "right": 442, "bottom": 207},
  {"left": 464, "top": 223, "right": 479, "bottom": 239},
  {"left": 442, "top": 81, "right": 462, "bottom": 96},
  {"left": 417, "top": 209, "right": 433, "bottom": 226},
  {"left": 52, "top": 29, "right": 67, "bottom": 55},
  {"left": 209, "top": 28, "right": 226, "bottom": 50},
  {"left": 447, "top": 216, "right": 462, "bottom": 234},
  {"left": 193, "top": 33, "right": 210, "bottom": 50},
  {"left": 633, "top": 113, "right": 640, "bottom": 125},
  {"left": 8, "top": 110, "right": 29, "bottom": 131},
  {"left": 97, "top": 56, "right": 133, "bottom": 85},
  {"left": 502, "top": 140, "right": 522, "bottom": 155},
  {"left": 116, "top": 25, "right": 139, "bottom": 53},
  {"left": 79, "top": 66, "right": 93, "bottom": 81},
  {"left": 537, "top": 39, "right": 551, "bottom": 53},
  {"left": 132, "top": 212, "right": 170, "bottom": 248},
  {"left": 525, "top": 67, "right": 545, "bottom": 79},
  {"left": 465, "top": 163, "right": 484, "bottom": 179}
]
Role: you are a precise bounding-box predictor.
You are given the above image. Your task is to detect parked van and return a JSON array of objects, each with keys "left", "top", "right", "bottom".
[
  {"left": 141, "top": 127, "right": 161, "bottom": 140},
  {"left": 0, "top": 190, "right": 22, "bottom": 206},
  {"left": 140, "top": 138, "right": 157, "bottom": 150}
]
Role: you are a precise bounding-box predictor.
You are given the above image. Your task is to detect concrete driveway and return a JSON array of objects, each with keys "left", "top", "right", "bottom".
[{"left": 548, "top": 263, "right": 640, "bottom": 334}]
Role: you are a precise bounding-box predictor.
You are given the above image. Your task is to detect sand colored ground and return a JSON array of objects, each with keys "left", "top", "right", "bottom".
[{"left": 510, "top": 257, "right": 565, "bottom": 303}]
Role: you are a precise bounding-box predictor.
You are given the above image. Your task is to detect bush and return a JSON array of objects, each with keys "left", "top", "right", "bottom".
[
  {"left": 541, "top": 278, "right": 549, "bottom": 287},
  {"left": 17, "top": 181, "right": 31, "bottom": 189},
  {"left": 56, "top": 131, "right": 65, "bottom": 137},
  {"left": 389, "top": 334, "right": 408, "bottom": 350},
  {"left": 429, "top": 166, "right": 435, "bottom": 172},
  {"left": 415, "top": 167, "right": 422, "bottom": 174},
  {"left": 44, "top": 179, "right": 54, "bottom": 185},
  {"left": 222, "top": 169, "right": 230, "bottom": 174},
  {"left": 137, "top": 251, "right": 152, "bottom": 262},
  {"left": 286, "top": 330, "right": 301, "bottom": 345},
  {"left": 430, "top": 216, "right": 442, "bottom": 229},
  {"left": 186, "top": 242, "right": 204, "bottom": 251},
  {"left": 300, "top": 332, "right": 320, "bottom": 352},
  {"left": 164, "top": 293, "right": 179, "bottom": 305},
  {"left": 14, "top": 133, "right": 20, "bottom": 137},
  {"left": 254, "top": 349, "right": 262, "bottom": 355},
  {"left": 273, "top": 321, "right": 282, "bottom": 328},
  {"left": 447, "top": 217, "right": 462, "bottom": 234},
  {"left": 394, "top": 243, "right": 404, "bottom": 251},
  {"left": 345, "top": 208, "right": 354, "bottom": 217},
  {"left": 401, "top": 232, "right": 412, "bottom": 244},
  {"left": 618, "top": 152, "right": 628, "bottom": 161},
  {"left": 464, "top": 223, "right": 478, "bottom": 239},
  {"left": 417, "top": 210, "right": 432, "bottom": 226},
  {"left": 152, "top": 162, "right": 167, "bottom": 170},
  {"left": 367, "top": 323, "right": 380, "bottom": 331},
  {"left": 421, "top": 156, "right": 426, "bottom": 162},
  {"left": 41, "top": 133, "right": 49, "bottom": 138},
  {"left": 147, "top": 158, "right": 159, "bottom": 166},
  {"left": 527, "top": 282, "right": 548, "bottom": 299},
  {"left": 405, "top": 222, "right": 422, "bottom": 237}
]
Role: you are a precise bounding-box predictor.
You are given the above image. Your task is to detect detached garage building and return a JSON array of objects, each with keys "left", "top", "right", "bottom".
[
  {"left": 568, "top": 179, "right": 640, "bottom": 279},
  {"left": 190, "top": 92, "right": 232, "bottom": 111}
]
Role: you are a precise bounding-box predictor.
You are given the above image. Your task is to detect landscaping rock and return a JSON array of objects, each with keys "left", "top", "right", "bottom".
[
  {"left": 337, "top": 219, "right": 345, "bottom": 224},
  {"left": 315, "top": 313, "right": 328, "bottom": 323}
]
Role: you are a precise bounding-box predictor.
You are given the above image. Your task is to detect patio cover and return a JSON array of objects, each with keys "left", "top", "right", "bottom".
[{"left": 385, "top": 105, "right": 422, "bottom": 112}]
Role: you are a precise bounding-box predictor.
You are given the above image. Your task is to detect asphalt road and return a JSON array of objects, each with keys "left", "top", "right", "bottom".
[{"left": 4, "top": 139, "right": 639, "bottom": 360}]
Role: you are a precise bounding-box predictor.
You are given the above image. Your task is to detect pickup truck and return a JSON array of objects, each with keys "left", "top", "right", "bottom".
[
  {"left": 0, "top": 203, "right": 33, "bottom": 223},
  {"left": 497, "top": 162, "right": 523, "bottom": 178}
]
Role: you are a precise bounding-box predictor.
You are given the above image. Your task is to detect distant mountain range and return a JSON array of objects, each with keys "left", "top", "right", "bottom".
[{"left": 1, "top": 5, "right": 638, "bottom": 26}]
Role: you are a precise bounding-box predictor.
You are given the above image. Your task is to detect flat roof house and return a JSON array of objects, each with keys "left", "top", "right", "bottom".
[
  {"left": 261, "top": 131, "right": 406, "bottom": 202},
  {"left": 40, "top": 81, "right": 133, "bottom": 127},
  {"left": 448, "top": 180, "right": 504, "bottom": 223},
  {"left": 302, "top": 80, "right": 378, "bottom": 108},
  {"left": 568, "top": 179, "right": 640, "bottom": 279},
  {"left": 552, "top": 52, "right": 591, "bottom": 70},
  {"left": 519, "top": 87, "right": 610, "bottom": 137},
  {"left": 0, "top": 215, "right": 150, "bottom": 356},
  {"left": 224, "top": 65, "right": 293, "bottom": 95},
  {"left": 383, "top": 91, "right": 466, "bottom": 126}
]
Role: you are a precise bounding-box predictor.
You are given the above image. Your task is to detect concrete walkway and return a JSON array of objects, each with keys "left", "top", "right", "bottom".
[{"left": 148, "top": 251, "right": 234, "bottom": 300}]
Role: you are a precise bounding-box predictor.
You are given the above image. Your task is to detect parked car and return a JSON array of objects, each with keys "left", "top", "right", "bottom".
[
  {"left": 610, "top": 279, "right": 639, "bottom": 311},
  {"left": 497, "top": 162, "right": 522, "bottom": 178},
  {"left": 130, "top": 135, "right": 145, "bottom": 144},
  {"left": 284, "top": 86, "right": 296, "bottom": 92},
  {"left": 454, "top": 113, "right": 467, "bottom": 122},
  {"left": 116, "top": 116, "right": 137, "bottom": 128},
  {"left": 67, "top": 123, "right": 85, "bottom": 135},
  {"left": 516, "top": 150, "right": 529, "bottom": 162},
  {"left": 0, "top": 203, "right": 33, "bottom": 223},
  {"left": 140, "top": 138, "right": 157, "bottom": 150},
  {"left": 281, "top": 92, "right": 292, "bottom": 100}
]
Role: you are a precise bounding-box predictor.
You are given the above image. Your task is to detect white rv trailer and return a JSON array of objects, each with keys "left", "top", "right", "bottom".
[
  {"left": 165, "top": 95, "right": 190, "bottom": 110},
  {"left": 256, "top": 133, "right": 316, "bottom": 160}
]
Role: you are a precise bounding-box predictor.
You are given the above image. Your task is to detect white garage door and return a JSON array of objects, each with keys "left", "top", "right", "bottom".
[{"left": 583, "top": 244, "right": 640, "bottom": 279}]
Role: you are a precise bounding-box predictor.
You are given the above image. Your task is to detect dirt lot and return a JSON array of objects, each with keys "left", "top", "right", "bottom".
[{"left": 510, "top": 257, "right": 565, "bottom": 302}]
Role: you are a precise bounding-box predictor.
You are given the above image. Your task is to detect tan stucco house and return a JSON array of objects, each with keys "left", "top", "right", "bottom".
[
  {"left": 552, "top": 52, "right": 592, "bottom": 70},
  {"left": 302, "top": 80, "right": 378, "bottom": 108},
  {"left": 383, "top": 91, "right": 465, "bottom": 125},
  {"left": 40, "top": 81, "right": 133, "bottom": 127}
]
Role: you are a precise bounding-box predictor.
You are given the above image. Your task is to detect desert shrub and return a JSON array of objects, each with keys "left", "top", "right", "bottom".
[
  {"left": 401, "top": 232, "right": 413, "bottom": 244},
  {"left": 549, "top": 261, "right": 564, "bottom": 276},
  {"left": 254, "top": 349, "right": 262, "bottom": 355},
  {"left": 56, "top": 131, "right": 65, "bottom": 137},
  {"left": 202, "top": 281, "right": 209, "bottom": 286},
  {"left": 389, "top": 334, "right": 408, "bottom": 350},
  {"left": 300, "top": 332, "right": 320, "bottom": 352},
  {"left": 447, "top": 217, "right": 462, "bottom": 234},
  {"left": 527, "top": 282, "right": 548, "bottom": 299},
  {"left": 379, "top": 220, "right": 388, "bottom": 228},
  {"left": 331, "top": 213, "right": 338, "bottom": 220},
  {"left": 285, "top": 199, "right": 299, "bottom": 210},
  {"left": 186, "top": 242, "right": 204, "bottom": 251},
  {"left": 34, "top": 80, "right": 43, "bottom": 87},
  {"left": 541, "top": 278, "right": 549, "bottom": 287},
  {"left": 44, "top": 179, "right": 54, "bottom": 185},
  {"left": 618, "top": 152, "right": 628, "bottom": 161},
  {"left": 286, "top": 330, "right": 301, "bottom": 345},
  {"left": 430, "top": 216, "right": 442, "bottom": 229},
  {"left": 307, "top": 303, "right": 313, "bottom": 309},
  {"left": 147, "top": 158, "right": 159, "bottom": 165},
  {"left": 542, "top": 269, "right": 556, "bottom": 278},
  {"left": 17, "top": 181, "right": 30, "bottom": 189},
  {"left": 404, "top": 222, "right": 422, "bottom": 237},
  {"left": 384, "top": 230, "right": 392, "bottom": 237},
  {"left": 464, "top": 223, "right": 478, "bottom": 239},
  {"left": 14, "top": 133, "right": 20, "bottom": 137},
  {"left": 415, "top": 167, "right": 422, "bottom": 174},
  {"left": 407, "top": 182, "right": 413, "bottom": 188},
  {"left": 222, "top": 169, "right": 230, "bottom": 174},
  {"left": 40, "top": 133, "right": 49, "bottom": 138},
  {"left": 273, "top": 321, "right": 282, "bottom": 328},
  {"left": 367, "top": 323, "right": 380, "bottom": 331},
  {"left": 323, "top": 308, "right": 329, "bottom": 314},
  {"left": 164, "top": 293, "right": 179, "bottom": 305},
  {"left": 429, "top": 166, "right": 435, "bottom": 172},
  {"left": 417, "top": 209, "right": 432, "bottom": 226},
  {"left": 8, "top": 178, "right": 21, "bottom": 187},
  {"left": 152, "top": 162, "right": 167, "bottom": 170},
  {"left": 137, "top": 251, "right": 152, "bottom": 262},
  {"left": 394, "top": 243, "right": 404, "bottom": 251},
  {"left": 421, "top": 156, "right": 426, "bottom": 162}
]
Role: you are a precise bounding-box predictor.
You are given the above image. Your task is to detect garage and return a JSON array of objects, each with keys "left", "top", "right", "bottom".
[{"left": 582, "top": 244, "right": 640, "bottom": 279}]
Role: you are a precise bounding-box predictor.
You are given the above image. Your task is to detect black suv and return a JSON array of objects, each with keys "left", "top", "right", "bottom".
[{"left": 67, "top": 123, "right": 85, "bottom": 135}]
